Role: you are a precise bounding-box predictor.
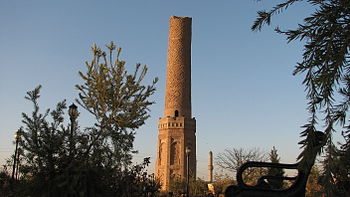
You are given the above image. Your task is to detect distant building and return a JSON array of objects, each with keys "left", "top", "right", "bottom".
[{"left": 155, "top": 16, "right": 196, "bottom": 191}]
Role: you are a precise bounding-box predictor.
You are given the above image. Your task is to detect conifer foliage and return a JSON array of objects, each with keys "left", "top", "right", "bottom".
[
  {"left": 306, "top": 166, "right": 323, "bottom": 197},
  {"left": 252, "top": 0, "right": 350, "bottom": 195},
  {"left": 2, "top": 42, "right": 159, "bottom": 196},
  {"left": 319, "top": 140, "right": 340, "bottom": 196},
  {"left": 335, "top": 124, "right": 350, "bottom": 195},
  {"left": 267, "top": 147, "right": 285, "bottom": 189},
  {"left": 76, "top": 42, "right": 158, "bottom": 166}
]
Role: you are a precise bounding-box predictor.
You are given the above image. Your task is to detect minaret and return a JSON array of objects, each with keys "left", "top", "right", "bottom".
[
  {"left": 156, "top": 16, "right": 196, "bottom": 191},
  {"left": 208, "top": 151, "right": 213, "bottom": 183}
]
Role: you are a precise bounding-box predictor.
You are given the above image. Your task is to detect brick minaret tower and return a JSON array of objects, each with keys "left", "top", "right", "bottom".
[
  {"left": 156, "top": 16, "right": 196, "bottom": 191},
  {"left": 208, "top": 151, "right": 213, "bottom": 183}
]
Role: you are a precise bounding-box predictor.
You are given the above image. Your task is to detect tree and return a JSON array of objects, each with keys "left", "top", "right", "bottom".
[
  {"left": 76, "top": 42, "right": 158, "bottom": 166},
  {"left": 169, "top": 175, "right": 186, "bottom": 195},
  {"left": 318, "top": 132, "right": 350, "bottom": 197},
  {"left": 306, "top": 166, "right": 323, "bottom": 197},
  {"left": 213, "top": 172, "right": 235, "bottom": 195},
  {"left": 169, "top": 176, "right": 209, "bottom": 196},
  {"left": 318, "top": 138, "right": 341, "bottom": 196},
  {"left": 0, "top": 161, "right": 13, "bottom": 196},
  {"left": 18, "top": 87, "right": 71, "bottom": 196},
  {"left": 267, "top": 146, "right": 285, "bottom": 189},
  {"left": 252, "top": 1, "right": 350, "bottom": 194},
  {"left": 10, "top": 42, "right": 159, "bottom": 196},
  {"left": 333, "top": 124, "right": 350, "bottom": 196},
  {"left": 216, "top": 147, "right": 267, "bottom": 185},
  {"left": 189, "top": 178, "right": 210, "bottom": 196}
]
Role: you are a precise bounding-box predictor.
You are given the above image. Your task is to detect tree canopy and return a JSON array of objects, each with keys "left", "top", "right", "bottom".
[
  {"left": 252, "top": 0, "right": 350, "bottom": 195},
  {"left": 216, "top": 147, "right": 267, "bottom": 185},
  {"left": 1, "top": 42, "right": 159, "bottom": 196},
  {"left": 267, "top": 147, "right": 285, "bottom": 189},
  {"left": 76, "top": 42, "right": 158, "bottom": 166},
  {"left": 253, "top": 0, "right": 349, "bottom": 161}
]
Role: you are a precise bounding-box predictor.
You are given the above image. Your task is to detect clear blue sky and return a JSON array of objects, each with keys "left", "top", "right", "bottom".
[{"left": 1, "top": 0, "right": 336, "bottom": 179}]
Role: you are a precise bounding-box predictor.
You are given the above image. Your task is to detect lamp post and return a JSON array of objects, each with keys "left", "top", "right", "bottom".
[
  {"left": 186, "top": 146, "right": 191, "bottom": 197},
  {"left": 68, "top": 103, "right": 79, "bottom": 157},
  {"left": 12, "top": 130, "right": 21, "bottom": 180},
  {"left": 15, "top": 148, "right": 22, "bottom": 180}
]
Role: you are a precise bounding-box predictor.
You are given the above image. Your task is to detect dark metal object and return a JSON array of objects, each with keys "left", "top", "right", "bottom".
[
  {"left": 186, "top": 146, "right": 191, "bottom": 197},
  {"left": 15, "top": 148, "right": 21, "bottom": 179},
  {"left": 68, "top": 103, "right": 79, "bottom": 156},
  {"left": 225, "top": 131, "right": 326, "bottom": 197},
  {"left": 12, "top": 130, "right": 21, "bottom": 180}
]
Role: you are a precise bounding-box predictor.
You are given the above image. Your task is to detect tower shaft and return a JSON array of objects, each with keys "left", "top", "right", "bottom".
[
  {"left": 156, "top": 16, "right": 196, "bottom": 191},
  {"left": 208, "top": 151, "right": 213, "bottom": 183},
  {"left": 164, "top": 16, "right": 192, "bottom": 118}
]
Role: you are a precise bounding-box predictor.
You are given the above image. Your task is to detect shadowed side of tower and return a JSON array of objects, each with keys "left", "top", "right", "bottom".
[{"left": 156, "top": 16, "right": 196, "bottom": 191}]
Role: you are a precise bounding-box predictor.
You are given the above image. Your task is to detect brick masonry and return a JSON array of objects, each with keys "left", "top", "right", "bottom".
[{"left": 156, "top": 16, "right": 197, "bottom": 191}]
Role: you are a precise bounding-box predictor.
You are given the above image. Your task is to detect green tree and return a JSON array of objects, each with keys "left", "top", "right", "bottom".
[
  {"left": 10, "top": 42, "right": 159, "bottom": 196},
  {"left": 76, "top": 42, "right": 158, "bottom": 166},
  {"left": 335, "top": 128, "right": 350, "bottom": 196},
  {"left": 318, "top": 140, "right": 340, "bottom": 197},
  {"left": 318, "top": 132, "right": 350, "bottom": 197},
  {"left": 169, "top": 175, "right": 186, "bottom": 195},
  {"left": 306, "top": 166, "right": 323, "bottom": 197},
  {"left": 0, "top": 161, "right": 13, "bottom": 196},
  {"left": 252, "top": 0, "right": 350, "bottom": 194},
  {"left": 267, "top": 146, "right": 284, "bottom": 189},
  {"left": 189, "top": 178, "right": 210, "bottom": 196},
  {"left": 18, "top": 87, "right": 71, "bottom": 196},
  {"left": 213, "top": 172, "right": 235, "bottom": 195},
  {"left": 169, "top": 176, "right": 209, "bottom": 196}
]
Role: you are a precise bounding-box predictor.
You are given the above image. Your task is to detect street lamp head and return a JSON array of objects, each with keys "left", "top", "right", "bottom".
[
  {"left": 14, "top": 134, "right": 21, "bottom": 140},
  {"left": 186, "top": 146, "right": 191, "bottom": 154},
  {"left": 69, "top": 103, "right": 79, "bottom": 120},
  {"left": 14, "top": 129, "right": 22, "bottom": 140}
]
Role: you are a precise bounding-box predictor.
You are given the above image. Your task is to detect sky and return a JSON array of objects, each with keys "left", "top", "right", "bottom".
[{"left": 0, "top": 0, "right": 340, "bottom": 180}]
